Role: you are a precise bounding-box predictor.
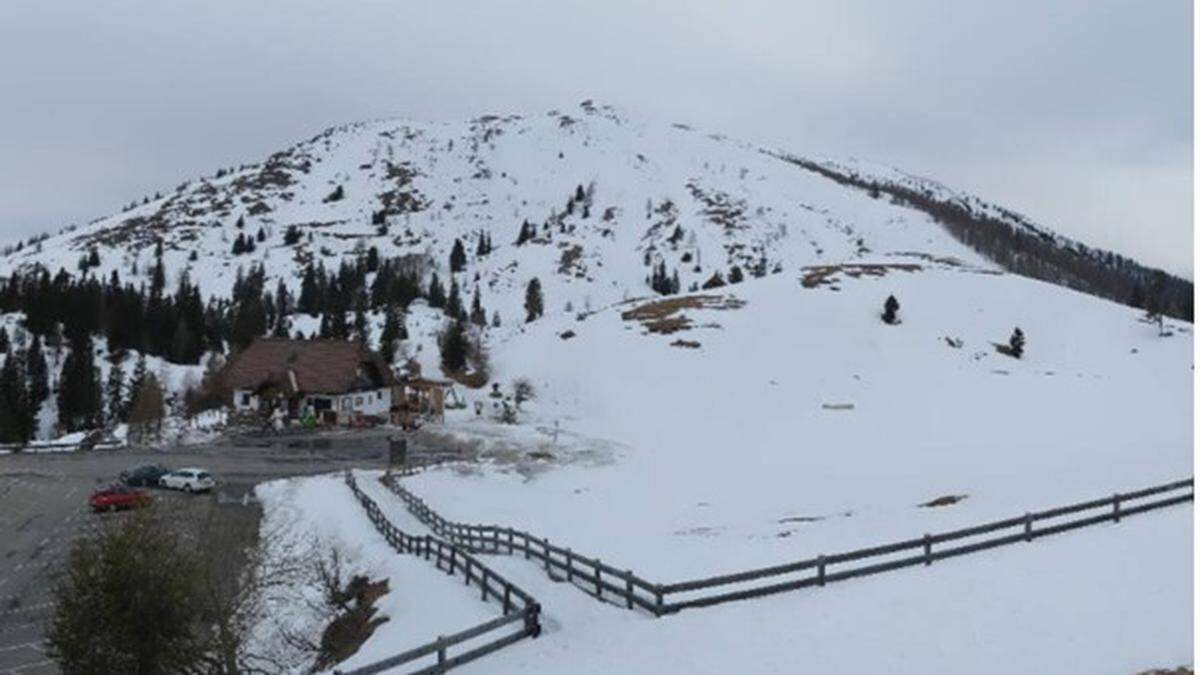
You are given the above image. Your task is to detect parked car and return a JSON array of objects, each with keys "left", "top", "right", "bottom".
[
  {"left": 89, "top": 484, "right": 152, "bottom": 512},
  {"left": 120, "top": 464, "right": 169, "bottom": 487},
  {"left": 159, "top": 468, "right": 216, "bottom": 493}
]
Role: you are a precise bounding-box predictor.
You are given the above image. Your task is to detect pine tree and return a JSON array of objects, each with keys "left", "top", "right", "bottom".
[
  {"left": 352, "top": 296, "right": 369, "bottom": 345},
  {"left": 491, "top": 311, "right": 501, "bottom": 328},
  {"left": 379, "top": 308, "right": 407, "bottom": 364},
  {"left": 427, "top": 273, "right": 446, "bottom": 309},
  {"left": 128, "top": 354, "right": 148, "bottom": 404},
  {"left": 57, "top": 334, "right": 102, "bottom": 432},
  {"left": 449, "top": 239, "right": 467, "bottom": 273},
  {"left": 439, "top": 319, "right": 469, "bottom": 374},
  {"left": 1009, "top": 327, "right": 1025, "bottom": 359},
  {"left": 26, "top": 334, "right": 49, "bottom": 416},
  {"left": 229, "top": 295, "right": 267, "bottom": 351},
  {"left": 882, "top": 295, "right": 900, "bottom": 325},
  {"left": 445, "top": 279, "right": 464, "bottom": 320},
  {"left": 298, "top": 265, "right": 320, "bottom": 315},
  {"left": 0, "top": 326, "right": 8, "bottom": 353},
  {"left": 105, "top": 359, "right": 126, "bottom": 424},
  {"left": 515, "top": 220, "right": 535, "bottom": 246},
  {"left": 469, "top": 287, "right": 486, "bottom": 327},
  {"left": 524, "top": 278, "right": 544, "bottom": 322},
  {"left": 0, "top": 346, "right": 33, "bottom": 442}
]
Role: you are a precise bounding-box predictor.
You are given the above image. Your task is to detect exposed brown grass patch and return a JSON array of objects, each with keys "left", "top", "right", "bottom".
[
  {"left": 801, "top": 263, "right": 922, "bottom": 288},
  {"left": 621, "top": 294, "right": 745, "bottom": 335}
]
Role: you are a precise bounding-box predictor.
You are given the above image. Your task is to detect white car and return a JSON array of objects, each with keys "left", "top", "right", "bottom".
[{"left": 159, "top": 468, "right": 216, "bottom": 493}]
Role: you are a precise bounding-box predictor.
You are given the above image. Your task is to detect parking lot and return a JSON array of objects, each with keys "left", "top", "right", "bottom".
[{"left": 0, "top": 433, "right": 393, "bottom": 674}]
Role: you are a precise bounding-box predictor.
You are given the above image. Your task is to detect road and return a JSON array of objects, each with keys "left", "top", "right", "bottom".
[{"left": 0, "top": 434, "right": 393, "bottom": 674}]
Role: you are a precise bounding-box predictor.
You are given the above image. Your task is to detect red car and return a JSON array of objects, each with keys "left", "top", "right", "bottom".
[{"left": 89, "top": 484, "right": 152, "bottom": 512}]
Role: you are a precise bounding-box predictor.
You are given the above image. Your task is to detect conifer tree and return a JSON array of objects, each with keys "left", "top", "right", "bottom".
[
  {"left": 449, "top": 239, "right": 467, "bottom": 273},
  {"left": 427, "top": 273, "right": 447, "bottom": 309},
  {"left": 1009, "top": 327, "right": 1025, "bottom": 359},
  {"left": 445, "top": 279, "right": 464, "bottom": 320},
  {"left": 882, "top": 295, "right": 900, "bottom": 325},
  {"left": 352, "top": 296, "right": 369, "bottom": 344},
  {"left": 469, "top": 287, "right": 486, "bottom": 327},
  {"left": 379, "top": 308, "right": 407, "bottom": 364},
  {"left": 57, "top": 333, "right": 102, "bottom": 432},
  {"left": 105, "top": 359, "right": 126, "bottom": 424},
  {"left": 439, "top": 319, "right": 470, "bottom": 374},
  {"left": 0, "top": 346, "right": 33, "bottom": 442},
  {"left": 26, "top": 334, "right": 49, "bottom": 416},
  {"left": 524, "top": 278, "right": 544, "bottom": 322}
]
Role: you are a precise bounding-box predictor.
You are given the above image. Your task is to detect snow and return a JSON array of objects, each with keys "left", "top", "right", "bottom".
[
  {"left": 474, "top": 504, "right": 1192, "bottom": 675},
  {"left": 2, "top": 102, "right": 1191, "bottom": 672},
  {"left": 397, "top": 266, "right": 1192, "bottom": 580},
  {"left": 252, "top": 473, "right": 498, "bottom": 673},
  {"left": 278, "top": 470, "right": 1191, "bottom": 675}
]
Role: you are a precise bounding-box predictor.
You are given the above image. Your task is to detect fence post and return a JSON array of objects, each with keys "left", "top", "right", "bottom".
[
  {"left": 923, "top": 534, "right": 932, "bottom": 566},
  {"left": 1113, "top": 493, "right": 1121, "bottom": 523},
  {"left": 527, "top": 603, "right": 543, "bottom": 638},
  {"left": 437, "top": 636, "right": 447, "bottom": 670},
  {"left": 655, "top": 586, "right": 664, "bottom": 616},
  {"left": 543, "top": 538, "right": 551, "bottom": 572},
  {"left": 448, "top": 548, "right": 456, "bottom": 576},
  {"left": 817, "top": 555, "right": 826, "bottom": 586},
  {"left": 625, "top": 570, "right": 634, "bottom": 609},
  {"left": 566, "top": 549, "right": 574, "bottom": 582},
  {"left": 481, "top": 568, "right": 489, "bottom": 601},
  {"left": 594, "top": 563, "right": 602, "bottom": 598},
  {"left": 1024, "top": 513, "right": 1033, "bottom": 542},
  {"left": 464, "top": 557, "right": 472, "bottom": 586},
  {"left": 508, "top": 527, "right": 515, "bottom": 555},
  {"left": 504, "top": 585, "right": 512, "bottom": 614}
]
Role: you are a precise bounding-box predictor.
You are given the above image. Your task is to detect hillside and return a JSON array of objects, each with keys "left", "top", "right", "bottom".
[{"left": 0, "top": 102, "right": 1191, "bottom": 672}]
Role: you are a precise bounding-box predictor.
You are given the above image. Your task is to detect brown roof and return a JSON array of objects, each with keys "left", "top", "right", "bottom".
[{"left": 221, "top": 338, "right": 395, "bottom": 395}]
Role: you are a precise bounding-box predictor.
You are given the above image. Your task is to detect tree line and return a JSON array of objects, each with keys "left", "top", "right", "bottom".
[{"left": 778, "top": 154, "right": 1194, "bottom": 322}]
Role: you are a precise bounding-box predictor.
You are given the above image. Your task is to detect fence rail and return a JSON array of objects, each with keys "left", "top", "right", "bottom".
[
  {"left": 382, "top": 474, "right": 663, "bottom": 613},
  {"left": 339, "top": 471, "right": 541, "bottom": 674},
  {"left": 381, "top": 473, "right": 1193, "bottom": 616}
]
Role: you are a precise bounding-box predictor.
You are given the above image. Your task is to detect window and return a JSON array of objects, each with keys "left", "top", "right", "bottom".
[
  {"left": 241, "top": 393, "right": 251, "bottom": 406},
  {"left": 376, "top": 391, "right": 383, "bottom": 400},
  {"left": 355, "top": 396, "right": 363, "bottom": 406}
]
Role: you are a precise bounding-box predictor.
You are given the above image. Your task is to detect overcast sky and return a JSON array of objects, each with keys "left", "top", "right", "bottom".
[{"left": 0, "top": 0, "right": 1192, "bottom": 276}]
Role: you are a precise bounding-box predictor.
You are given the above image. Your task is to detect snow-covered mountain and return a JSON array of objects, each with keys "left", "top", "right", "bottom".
[
  {"left": 7, "top": 99, "right": 1175, "bottom": 322},
  {"left": 0, "top": 101, "right": 1191, "bottom": 451}
]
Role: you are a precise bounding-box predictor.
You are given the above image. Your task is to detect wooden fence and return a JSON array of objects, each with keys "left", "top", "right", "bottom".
[
  {"left": 339, "top": 471, "right": 541, "bottom": 674},
  {"left": 381, "top": 474, "right": 1193, "bottom": 616}
]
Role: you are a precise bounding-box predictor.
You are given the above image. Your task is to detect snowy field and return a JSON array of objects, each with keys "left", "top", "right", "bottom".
[
  {"left": 398, "top": 265, "right": 1193, "bottom": 580},
  {"left": 266, "top": 471, "right": 1191, "bottom": 674}
]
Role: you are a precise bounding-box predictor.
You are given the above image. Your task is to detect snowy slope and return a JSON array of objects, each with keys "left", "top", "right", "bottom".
[
  {"left": 397, "top": 263, "right": 1193, "bottom": 579},
  {"left": 0, "top": 101, "right": 991, "bottom": 320}
]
